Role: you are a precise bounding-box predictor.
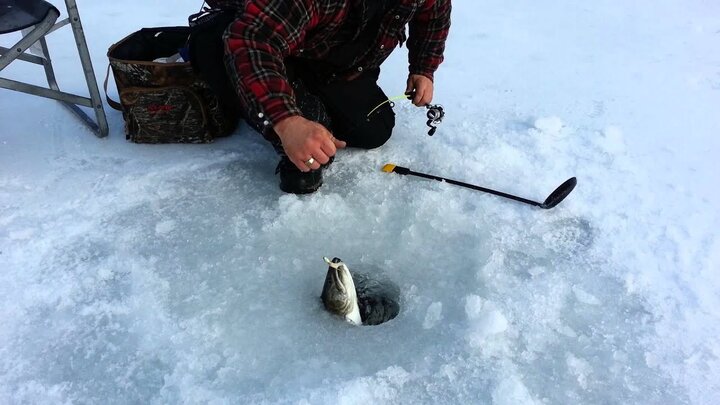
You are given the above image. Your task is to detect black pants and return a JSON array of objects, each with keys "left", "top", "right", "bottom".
[
  {"left": 191, "top": 16, "right": 395, "bottom": 151},
  {"left": 301, "top": 66, "right": 395, "bottom": 149},
  {"left": 188, "top": 11, "right": 242, "bottom": 130},
  {"left": 249, "top": 61, "right": 396, "bottom": 151}
]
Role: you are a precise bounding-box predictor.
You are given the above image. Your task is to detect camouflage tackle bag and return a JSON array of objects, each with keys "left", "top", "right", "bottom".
[{"left": 106, "top": 26, "right": 238, "bottom": 143}]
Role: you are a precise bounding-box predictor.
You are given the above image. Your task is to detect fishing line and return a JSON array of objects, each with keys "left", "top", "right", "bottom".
[
  {"left": 366, "top": 93, "right": 445, "bottom": 136},
  {"left": 366, "top": 94, "right": 412, "bottom": 117}
]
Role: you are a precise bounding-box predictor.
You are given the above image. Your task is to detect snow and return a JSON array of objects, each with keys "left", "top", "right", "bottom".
[
  {"left": 1, "top": 0, "right": 719, "bottom": 404},
  {"left": 532, "top": 116, "right": 565, "bottom": 138}
]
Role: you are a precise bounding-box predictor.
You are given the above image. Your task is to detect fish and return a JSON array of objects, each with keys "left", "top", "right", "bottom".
[
  {"left": 320, "top": 257, "right": 400, "bottom": 326},
  {"left": 321, "top": 256, "right": 362, "bottom": 325}
]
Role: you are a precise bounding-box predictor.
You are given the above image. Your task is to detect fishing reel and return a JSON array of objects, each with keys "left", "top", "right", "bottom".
[
  {"left": 406, "top": 90, "right": 445, "bottom": 136},
  {"left": 367, "top": 93, "right": 446, "bottom": 136},
  {"left": 425, "top": 104, "right": 445, "bottom": 136}
]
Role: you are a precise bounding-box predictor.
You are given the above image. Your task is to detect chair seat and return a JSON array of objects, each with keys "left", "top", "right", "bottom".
[{"left": 0, "top": 0, "right": 58, "bottom": 35}]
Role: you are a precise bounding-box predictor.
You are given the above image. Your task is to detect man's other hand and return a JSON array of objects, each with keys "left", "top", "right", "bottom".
[
  {"left": 274, "top": 116, "right": 347, "bottom": 172},
  {"left": 405, "top": 74, "right": 434, "bottom": 106}
]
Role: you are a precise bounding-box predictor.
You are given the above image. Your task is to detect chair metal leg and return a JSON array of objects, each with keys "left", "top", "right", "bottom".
[
  {"left": 0, "top": 77, "right": 94, "bottom": 106},
  {"left": 0, "top": 46, "right": 47, "bottom": 65},
  {"left": 64, "top": 0, "right": 108, "bottom": 137},
  {"left": 0, "top": 2, "right": 109, "bottom": 138},
  {"left": 38, "top": 37, "right": 58, "bottom": 90},
  {"left": 34, "top": 34, "right": 103, "bottom": 134}
]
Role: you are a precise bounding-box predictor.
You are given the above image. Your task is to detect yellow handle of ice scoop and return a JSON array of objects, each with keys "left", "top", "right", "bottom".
[
  {"left": 382, "top": 163, "right": 411, "bottom": 175},
  {"left": 382, "top": 163, "right": 397, "bottom": 173}
]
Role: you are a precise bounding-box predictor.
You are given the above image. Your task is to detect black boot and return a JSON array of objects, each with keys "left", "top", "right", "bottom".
[{"left": 275, "top": 156, "right": 324, "bottom": 194}]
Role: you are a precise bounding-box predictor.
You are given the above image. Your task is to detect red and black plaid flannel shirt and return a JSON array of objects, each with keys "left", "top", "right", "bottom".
[{"left": 222, "top": 0, "right": 451, "bottom": 126}]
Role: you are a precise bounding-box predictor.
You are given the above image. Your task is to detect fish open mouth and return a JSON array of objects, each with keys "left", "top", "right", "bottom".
[
  {"left": 325, "top": 257, "right": 346, "bottom": 294},
  {"left": 330, "top": 267, "right": 345, "bottom": 294}
]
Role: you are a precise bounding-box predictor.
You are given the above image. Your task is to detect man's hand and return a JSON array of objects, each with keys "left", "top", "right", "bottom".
[
  {"left": 274, "top": 116, "right": 346, "bottom": 172},
  {"left": 405, "top": 74, "right": 434, "bottom": 106}
]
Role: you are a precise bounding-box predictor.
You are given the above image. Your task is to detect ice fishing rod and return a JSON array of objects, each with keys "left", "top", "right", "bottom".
[
  {"left": 367, "top": 93, "right": 445, "bottom": 136},
  {"left": 382, "top": 164, "right": 577, "bottom": 209}
]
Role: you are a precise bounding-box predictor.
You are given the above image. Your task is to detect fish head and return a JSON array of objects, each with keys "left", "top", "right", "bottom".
[{"left": 321, "top": 257, "right": 361, "bottom": 324}]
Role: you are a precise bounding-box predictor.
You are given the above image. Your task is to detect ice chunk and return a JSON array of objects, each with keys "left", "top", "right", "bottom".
[
  {"left": 336, "top": 366, "right": 411, "bottom": 404},
  {"left": 465, "top": 295, "right": 509, "bottom": 347},
  {"left": 572, "top": 286, "right": 601, "bottom": 306},
  {"left": 155, "top": 220, "right": 176, "bottom": 235},
  {"left": 566, "top": 353, "right": 593, "bottom": 390},
  {"left": 423, "top": 302, "right": 443, "bottom": 329},
  {"left": 492, "top": 376, "right": 540, "bottom": 405}
]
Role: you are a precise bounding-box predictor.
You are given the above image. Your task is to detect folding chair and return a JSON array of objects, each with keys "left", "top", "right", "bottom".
[{"left": 0, "top": 0, "right": 108, "bottom": 137}]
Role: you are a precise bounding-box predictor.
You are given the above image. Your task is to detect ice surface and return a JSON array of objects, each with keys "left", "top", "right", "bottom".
[{"left": 2, "top": 0, "right": 720, "bottom": 404}]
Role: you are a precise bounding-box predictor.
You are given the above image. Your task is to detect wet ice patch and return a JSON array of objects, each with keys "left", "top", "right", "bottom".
[
  {"left": 9, "top": 381, "right": 72, "bottom": 405},
  {"left": 8, "top": 228, "right": 35, "bottom": 241}
]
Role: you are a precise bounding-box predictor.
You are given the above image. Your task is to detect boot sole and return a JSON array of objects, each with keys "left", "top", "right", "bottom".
[{"left": 279, "top": 182, "right": 322, "bottom": 194}]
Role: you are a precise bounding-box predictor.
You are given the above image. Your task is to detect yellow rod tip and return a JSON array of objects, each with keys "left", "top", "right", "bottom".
[{"left": 382, "top": 164, "right": 396, "bottom": 173}]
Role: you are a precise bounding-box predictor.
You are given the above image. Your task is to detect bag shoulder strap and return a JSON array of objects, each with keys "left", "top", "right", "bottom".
[{"left": 103, "top": 65, "right": 124, "bottom": 111}]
